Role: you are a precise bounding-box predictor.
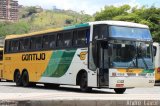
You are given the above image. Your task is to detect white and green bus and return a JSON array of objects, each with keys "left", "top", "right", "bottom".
[{"left": 3, "top": 21, "right": 155, "bottom": 94}]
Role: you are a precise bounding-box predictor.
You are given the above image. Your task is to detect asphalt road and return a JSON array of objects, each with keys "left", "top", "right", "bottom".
[
  {"left": 0, "top": 81, "right": 160, "bottom": 106},
  {"left": 0, "top": 81, "right": 159, "bottom": 94}
]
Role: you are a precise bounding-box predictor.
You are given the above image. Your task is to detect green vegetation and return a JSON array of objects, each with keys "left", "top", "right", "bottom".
[
  {"left": 0, "top": 6, "right": 92, "bottom": 37},
  {"left": 0, "top": 21, "right": 30, "bottom": 36},
  {"left": 95, "top": 5, "right": 160, "bottom": 41}
]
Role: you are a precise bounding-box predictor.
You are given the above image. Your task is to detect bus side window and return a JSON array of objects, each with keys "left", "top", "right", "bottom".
[
  {"left": 73, "top": 29, "right": 89, "bottom": 46},
  {"left": 43, "top": 35, "right": 50, "bottom": 49},
  {"left": 153, "top": 46, "right": 157, "bottom": 56},
  {"left": 49, "top": 35, "right": 56, "bottom": 48},
  {"left": 43, "top": 34, "right": 56, "bottom": 49},
  {"left": 5, "top": 40, "right": 10, "bottom": 53},
  {"left": 86, "top": 29, "right": 90, "bottom": 44},
  {"left": 0, "top": 51, "right": 3, "bottom": 61},
  {"left": 73, "top": 31, "right": 77, "bottom": 46},
  {"left": 77, "top": 30, "right": 86, "bottom": 46},
  {"left": 93, "top": 24, "right": 108, "bottom": 40},
  {"left": 57, "top": 33, "right": 63, "bottom": 47},
  {"left": 63, "top": 31, "right": 72, "bottom": 47},
  {"left": 11, "top": 40, "right": 19, "bottom": 52},
  {"left": 31, "top": 36, "right": 42, "bottom": 50},
  {"left": 20, "top": 38, "right": 30, "bottom": 51}
]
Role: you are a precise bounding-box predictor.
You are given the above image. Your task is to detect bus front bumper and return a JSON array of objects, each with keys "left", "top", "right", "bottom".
[{"left": 109, "top": 76, "right": 155, "bottom": 88}]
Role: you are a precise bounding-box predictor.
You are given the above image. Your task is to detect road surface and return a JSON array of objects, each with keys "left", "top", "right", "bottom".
[{"left": 0, "top": 81, "right": 160, "bottom": 106}]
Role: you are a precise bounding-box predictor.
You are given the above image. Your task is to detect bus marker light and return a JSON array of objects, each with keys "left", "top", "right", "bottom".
[
  {"left": 116, "top": 84, "right": 124, "bottom": 87},
  {"left": 157, "top": 67, "right": 160, "bottom": 74},
  {"left": 112, "top": 73, "right": 116, "bottom": 76}
]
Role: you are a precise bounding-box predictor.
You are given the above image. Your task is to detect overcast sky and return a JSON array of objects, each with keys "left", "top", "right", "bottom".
[{"left": 18, "top": 0, "right": 160, "bottom": 15}]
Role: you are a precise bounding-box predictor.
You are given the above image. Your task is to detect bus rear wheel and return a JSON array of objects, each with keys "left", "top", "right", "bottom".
[
  {"left": 114, "top": 88, "right": 126, "bottom": 94},
  {"left": 80, "top": 72, "right": 92, "bottom": 92},
  {"left": 22, "top": 71, "right": 30, "bottom": 87},
  {"left": 15, "top": 71, "right": 22, "bottom": 86}
]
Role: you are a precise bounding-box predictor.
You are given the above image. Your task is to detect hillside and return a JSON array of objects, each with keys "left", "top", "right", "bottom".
[{"left": 0, "top": 6, "right": 93, "bottom": 37}]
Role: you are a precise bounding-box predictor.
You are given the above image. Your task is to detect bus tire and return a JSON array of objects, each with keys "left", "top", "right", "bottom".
[
  {"left": 22, "top": 71, "right": 30, "bottom": 87},
  {"left": 80, "top": 72, "right": 92, "bottom": 92},
  {"left": 114, "top": 88, "right": 126, "bottom": 94},
  {"left": 29, "top": 82, "right": 36, "bottom": 87},
  {"left": 6, "top": 80, "right": 13, "bottom": 82},
  {"left": 15, "top": 71, "right": 22, "bottom": 86}
]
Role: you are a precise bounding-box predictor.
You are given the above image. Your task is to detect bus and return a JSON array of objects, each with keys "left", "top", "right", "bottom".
[
  {"left": 153, "top": 42, "right": 160, "bottom": 83},
  {"left": 0, "top": 47, "right": 3, "bottom": 81},
  {"left": 3, "top": 21, "right": 155, "bottom": 94}
]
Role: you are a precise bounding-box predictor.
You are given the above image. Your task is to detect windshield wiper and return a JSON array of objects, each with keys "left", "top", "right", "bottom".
[
  {"left": 127, "top": 54, "right": 137, "bottom": 69},
  {"left": 140, "top": 56, "right": 148, "bottom": 70}
]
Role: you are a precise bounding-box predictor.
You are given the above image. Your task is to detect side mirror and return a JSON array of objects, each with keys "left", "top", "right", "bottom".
[
  {"left": 153, "top": 46, "right": 157, "bottom": 56},
  {"left": 100, "top": 41, "right": 108, "bottom": 49}
]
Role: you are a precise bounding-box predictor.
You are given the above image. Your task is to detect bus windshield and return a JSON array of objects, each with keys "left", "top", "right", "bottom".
[
  {"left": 109, "top": 26, "right": 152, "bottom": 41},
  {"left": 108, "top": 40, "right": 154, "bottom": 69}
]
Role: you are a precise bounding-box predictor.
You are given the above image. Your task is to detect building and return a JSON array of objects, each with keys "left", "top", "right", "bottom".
[{"left": 0, "top": 0, "right": 18, "bottom": 21}]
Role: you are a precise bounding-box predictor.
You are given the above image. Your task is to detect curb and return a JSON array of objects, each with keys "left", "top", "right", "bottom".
[{"left": 0, "top": 100, "right": 160, "bottom": 106}]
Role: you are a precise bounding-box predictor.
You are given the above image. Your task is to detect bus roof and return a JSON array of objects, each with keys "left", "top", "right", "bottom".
[
  {"left": 88, "top": 21, "right": 149, "bottom": 28},
  {"left": 5, "top": 23, "right": 89, "bottom": 40},
  {"left": 5, "top": 21, "right": 149, "bottom": 40}
]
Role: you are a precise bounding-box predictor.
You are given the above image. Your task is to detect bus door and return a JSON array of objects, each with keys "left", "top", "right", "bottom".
[
  {"left": 98, "top": 41, "right": 109, "bottom": 86},
  {"left": 88, "top": 40, "right": 109, "bottom": 87}
]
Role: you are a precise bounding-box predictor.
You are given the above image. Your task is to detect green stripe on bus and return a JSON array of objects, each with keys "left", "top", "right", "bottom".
[
  {"left": 42, "top": 49, "right": 76, "bottom": 77},
  {"left": 142, "top": 69, "right": 154, "bottom": 73},
  {"left": 64, "top": 23, "right": 89, "bottom": 30}
]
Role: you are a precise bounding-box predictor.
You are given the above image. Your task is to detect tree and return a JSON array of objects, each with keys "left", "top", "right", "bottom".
[{"left": 95, "top": 5, "right": 130, "bottom": 20}]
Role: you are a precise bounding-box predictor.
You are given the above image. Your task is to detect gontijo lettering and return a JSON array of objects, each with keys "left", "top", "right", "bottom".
[{"left": 22, "top": 53, "right": 45, "bottom": 61}]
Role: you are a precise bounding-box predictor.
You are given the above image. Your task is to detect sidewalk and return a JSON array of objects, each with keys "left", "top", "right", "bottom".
[{"left": 0, "top": 93, "right": 160, "bottom": 106}]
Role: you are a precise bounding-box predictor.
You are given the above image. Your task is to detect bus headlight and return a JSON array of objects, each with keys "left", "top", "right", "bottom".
[
  {"left": 117, "top": 80, "right": 124, "bottom": 83},
  {"left": 112, "top": 72, "right": 125, "bottom": 77},
  {"left": 117, "top": 73, "right": 125, "bottom": 77}
]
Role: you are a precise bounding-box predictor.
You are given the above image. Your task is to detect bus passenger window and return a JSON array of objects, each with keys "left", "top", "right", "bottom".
[
  {"left": 11, "top": 40, "right": 19, "bottom": 52},
  {"left": 49, "top": 35, "right": 56, "bottom": 48},
  {"left": 86, "top": 29, "right": 90, "bottom": 44},
  {"left": 43, "top": 34, "right": 56, "bottom": 49},
  {"left": 0, "top": 51, "right": 3, "bottom": 61},
  {"left": 5, "top": 40, "right": 10, "bottom": 53},
  {"left": 31, "top": 37, "right": 42, "bottom": 50},
  {"left": 77, "top": 30, "right": 86, "bottom": 46},
  {"left": 73, "top": 31, "right": 77, "bottom": 46},
  {"left": 20, "top": 38, "right": 30, "bottom": 51},
  {"left": 43, "top": 36, "right": 50, "bottom": 49},
  {"left": 64, "top": 32, "right": 72, "bottom": 47},
  {"left": 57, "top": 33, "right": 63, "bottom": 47}
]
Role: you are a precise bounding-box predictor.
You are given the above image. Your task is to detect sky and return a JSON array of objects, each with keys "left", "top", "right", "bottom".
[{"left": 18, "top": 0, "right": 160, "bottom": 15}]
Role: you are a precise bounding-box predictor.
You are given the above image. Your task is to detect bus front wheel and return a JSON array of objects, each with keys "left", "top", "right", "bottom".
[
  {"left": 114, "top": 88, "right": 126, "bottom": 94},
  {"left": 15, "top": 72, "right": 22, "bottom": 86},
  {"left": 80, "top": 72, "right": 92, "bottom": 92},
  {"left": 22, "top": 71, "right": 30, "bottom": 87}
]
